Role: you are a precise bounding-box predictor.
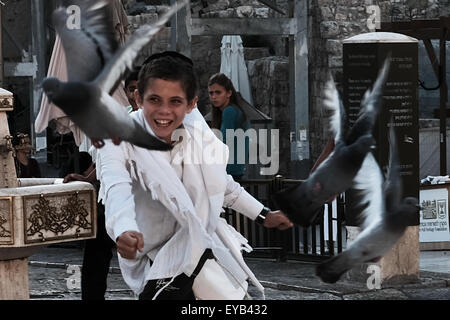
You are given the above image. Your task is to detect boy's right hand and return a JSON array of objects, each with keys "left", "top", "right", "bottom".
[{"left": 116, "top": 231, "right": 144, "bottom": 260}]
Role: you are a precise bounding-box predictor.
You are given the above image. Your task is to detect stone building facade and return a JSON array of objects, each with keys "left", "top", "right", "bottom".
[
  {"left": 309, "top": 0, "right": 450, "bottom": 161},
  {"left": 122, "top": 0, "right": 450, "bottom": 178},
  {"left": 2, "top": 0, "right": 449, "bottom": 177},
  {"left": 124, "top": 0, "right": 294, "bottom": 175},
  {"left": 308, "top": 0, "right": 392, "bottom": 160}
]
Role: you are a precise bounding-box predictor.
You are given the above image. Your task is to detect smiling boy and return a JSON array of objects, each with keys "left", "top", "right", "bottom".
[{"left": 96, "top": 51, "right": 292, "bottom": 300}]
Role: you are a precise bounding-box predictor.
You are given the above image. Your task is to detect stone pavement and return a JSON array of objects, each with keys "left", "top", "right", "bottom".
[{"left": 25, "top": 245, "right": 450, "bottom": 300}]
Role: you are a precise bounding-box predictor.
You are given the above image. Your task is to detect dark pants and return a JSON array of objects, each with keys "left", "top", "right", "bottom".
[
  {"left": 81, "top": 203, "right": 116, "bottom": 300},
  {"left": 138, "top": 249, "right": 214, "bottom": 300}
]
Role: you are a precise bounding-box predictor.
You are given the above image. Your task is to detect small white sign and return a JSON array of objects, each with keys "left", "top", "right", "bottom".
[
  {"left": 419, "top": 188, "right": 450, "bottom": 243},
  {"left": 299, "top": 128, "right": 307, "bottom": 141},
  {"left": 35, "top": 136, "right": 47, "bottom": 151},
  {"left": 66, "top": 265, "right": 81, "bottom": 290}
]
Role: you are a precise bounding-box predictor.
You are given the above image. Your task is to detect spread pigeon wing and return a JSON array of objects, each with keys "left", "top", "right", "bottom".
[
  {"left": 343, "top": 128, "right": 399, "bottom": 230},
  {"left": 95, "top": 0, "right": 190, "bottom": 95},
  {"left": 346, "top": 56, "right": 391, "bottom": 145},
  {"left": 352, "top": 125, "right": 400, "bottom": 230},
  {"left": 323, "top": 79, "right": 347, "bottom": 145},
  {"left": 53, "top": 0, "right": 118, "bottom": 82}
]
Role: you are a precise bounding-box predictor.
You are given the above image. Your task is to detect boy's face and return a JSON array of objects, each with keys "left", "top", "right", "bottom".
[
  {"left": 137, "top": 78, "right": 197, "bottom": 144},
  {"left": 126, "top": 80, "right": 138, "bottom": 110}
]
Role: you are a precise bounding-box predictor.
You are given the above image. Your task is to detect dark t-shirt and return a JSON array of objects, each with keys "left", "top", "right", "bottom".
[{"left": 16, "top": 158, "right": 41, "bottom": 178}]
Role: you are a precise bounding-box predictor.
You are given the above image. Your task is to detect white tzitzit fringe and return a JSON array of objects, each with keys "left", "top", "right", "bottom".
[{"left": 216, "top": 224, "right": 265, "bottom": 300}]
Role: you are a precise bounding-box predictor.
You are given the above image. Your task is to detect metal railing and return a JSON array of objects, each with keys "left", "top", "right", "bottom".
[{"left": 223, "top": 176, "right": 346, "bottom": 262}]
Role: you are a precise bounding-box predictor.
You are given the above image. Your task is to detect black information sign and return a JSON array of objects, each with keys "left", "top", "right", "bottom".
[{"left": 343, "top": 40, "right": 419, "bottom": 226}]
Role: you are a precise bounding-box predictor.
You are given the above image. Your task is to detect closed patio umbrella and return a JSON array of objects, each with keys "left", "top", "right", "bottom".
[
  {"left": 220, "top": 35, "right": 253, "bottom": 105},
  {"left": 204, "top": 35, "right": 271, "bottom": 124}
]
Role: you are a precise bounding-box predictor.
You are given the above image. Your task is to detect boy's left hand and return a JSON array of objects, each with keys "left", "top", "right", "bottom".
[{"left": 264, "top": 211, "right": 293, "bottom": 230}]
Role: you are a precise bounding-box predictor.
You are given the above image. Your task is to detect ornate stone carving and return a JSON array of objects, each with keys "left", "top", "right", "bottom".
[
  {"left": 0, "top": 89, "right": 14, "bottom": 111},
  {"left": 23, "top": 191, "right": 94, "bottom": 244},
  {"left": 0, "top": 197, "right": 13, "bottom": 245}
]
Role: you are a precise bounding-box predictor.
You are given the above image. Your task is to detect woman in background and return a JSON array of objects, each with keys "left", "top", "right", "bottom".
[{"left": 208, "top": 73, "right": 250, "bottom": 181}]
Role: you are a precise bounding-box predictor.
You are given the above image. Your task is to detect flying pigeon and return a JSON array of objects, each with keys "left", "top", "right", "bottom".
[
  {"left": 41, "top": 0, "right": 189, "bottom": 151},
  {"left": 272, "top": 58, "right": 391, "bottom": 227},
  {"left": 315, "top": 127, "right": 420, "bottom": 284}
]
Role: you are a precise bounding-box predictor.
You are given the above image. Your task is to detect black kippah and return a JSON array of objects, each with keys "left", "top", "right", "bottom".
[{"left": 143, "top": 51, "right": 193, "bottom": 66}]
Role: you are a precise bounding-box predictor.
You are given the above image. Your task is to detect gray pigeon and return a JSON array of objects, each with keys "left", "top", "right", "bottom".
[
  {"left": 272, "top": 58, "right": 391, "bottom": 227},
  {"left": 42, "top": 0, "right": 189, "bottom": 151},
  {"left": 315, "top": 127, "right": 420, "bottom": 284}
]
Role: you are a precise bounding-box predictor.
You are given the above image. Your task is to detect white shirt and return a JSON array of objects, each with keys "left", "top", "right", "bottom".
[{"left": 96, "top": 109, "right": 264, "bottom": 295}]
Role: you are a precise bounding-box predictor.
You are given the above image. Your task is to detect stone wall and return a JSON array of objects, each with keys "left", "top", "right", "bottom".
[
  {"left": 123, "top": 0, "right": 450, "bottom": 175},
  {"left": 390, "top": 0, "right": 450, "bottom": 20},
  {"left": 190, "top": 0, "right": 288, "bottom": 18},
  {"left": 2, "top": 0, "right": 34, "bottom": 135},
  {"left": 123, "top": 0, "right": 289, "bottom": 112},
  {"left": 308, "top": 0, "right": 393, "bottom": 161},
  {"left": 307, "top": 0, "right": 449, "bottom": 162},
  {"left": 124, "top": 1, "right": 292, "bottom": 176},
  {"left": 247, "top": 56, "right": 290, "bottom": 175},
  {"left": 387, "top": 1, "right": 450, "bottom": 121},
  {"left": 191, "top": 37, "right": 274, "bottom": 115},
  {"left": 126, "top": 6, "right": 172, "bottom": 65}
]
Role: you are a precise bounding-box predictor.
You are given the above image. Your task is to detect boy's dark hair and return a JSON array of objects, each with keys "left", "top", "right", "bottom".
[
  {"left": 143, "top": 51, "right": 193, "bottom": 66},
  {"left": 138, "top": 52, "right": 198, "bottom": 102},
  {"left": 12, "top": 132, "right": 30, "bottom": 148},
  {"left": 125, "top": 68, "right": 140, "bottom": 88}
]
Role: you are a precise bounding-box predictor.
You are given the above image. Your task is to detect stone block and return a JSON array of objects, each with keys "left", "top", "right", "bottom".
[
  {"left": 139, "top": 12, "right": 159, "bottom": 24},
  {"left": 236, "top": 5, "right": 254, "bottom": 18},
  {"left": 328, "top": 56, "right": 343, "bottom": 68},
  {"left": 326, "top": 39, "right": 343, "bottom": 55},
  {"left": 335, "top": 12, "right": 347, "bottom": 21},
  {"left": 123, "top": 0, "right": 136, "bottom": 10},
  {"left": 320, "top": 21, "right": 340, "bottom": 38},
  {"left": 344, "top": 226, "right": 420, "bottom": 286},
  {"left": 380, "top": 227, "right": 420, "bottom": 284},
  {"left": 229, "top": 0, "right": 243, "bottom": 7},
  {"left": 244, "top": 47, "right": 271, "bottom": 61},
  {"left": 247, "top": 60, "right": 256, "bottom": 77},
  {"left": 205, "top": 0, "right": 230, "bottom": 12},
  {"left": 269, "top": 59, "right": 289, "bottom": 81},
  {"left": 211, "top": 8, "right": 235, "bottom": 18},
  {"left": 155, "top": 5, "right": 169, "bottom": 15},
  {"left": 0, "top": 259, "right": 28, "bottom": 299},
  {"left": 275, "top": 81, "right": 289, "bottom": 95},
  {"left": 254, "top": 7, "right": 269, "bottom": 18},
  {"left": 320, "top": 6, "right": 334, "bottom": 20}
]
